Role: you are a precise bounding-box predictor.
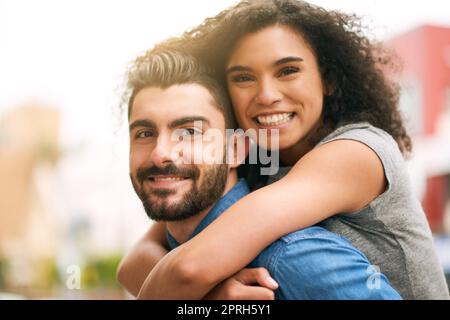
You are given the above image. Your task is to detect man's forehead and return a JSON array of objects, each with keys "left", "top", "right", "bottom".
[{"left": 129, "top": 84, "right": 224, "bottom": 127}]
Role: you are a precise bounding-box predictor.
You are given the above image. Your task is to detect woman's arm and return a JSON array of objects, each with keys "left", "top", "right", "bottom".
[
  {"left": 138, "top": 139, "right": 386, "bottom": 299},
  {"left": 117, "top": 221, "right": 168, "bottom": 296}
]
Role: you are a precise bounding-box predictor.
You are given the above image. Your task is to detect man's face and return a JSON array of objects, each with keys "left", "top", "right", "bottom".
[{"left": 129, "top": 84, "right": 229, "bottom": 221}]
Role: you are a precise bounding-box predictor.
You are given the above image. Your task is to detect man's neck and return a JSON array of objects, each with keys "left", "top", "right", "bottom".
[{"left": 166, "top": 171, "right": 238, "bottom": 244}]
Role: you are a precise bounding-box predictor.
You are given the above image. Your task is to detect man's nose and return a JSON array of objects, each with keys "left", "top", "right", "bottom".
[
  {"left": 254, "top": 79, "right": 282, "bottom": 106},
  {"left": 149, "top": 135, "right": 179, "bottom": 167}
]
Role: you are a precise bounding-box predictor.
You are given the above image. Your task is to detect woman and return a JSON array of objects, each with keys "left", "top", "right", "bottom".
[{"left": 119, "top": 0, "right": 449, "bottom": 299}]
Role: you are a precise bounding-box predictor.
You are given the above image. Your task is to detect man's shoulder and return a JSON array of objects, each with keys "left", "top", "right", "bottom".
[
  {"left": 270, "top": 226, "right": 353, "bottom": 249},
  {"left": 252, "top": 226, "right": 358, "bottom": 268},
  {"left": 278, "top": 226, "right": 348, "bottom": 244},
  {"left": 251, "top": 227, "right": 402, "bottom": 300}
]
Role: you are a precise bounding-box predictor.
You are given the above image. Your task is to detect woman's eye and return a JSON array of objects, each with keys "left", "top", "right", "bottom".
[
  {"left": 278, "top": 66, "right": 300, "bottom": 77},
  {"left": 136, "top": 130, "right": 155, "bottom": 139},
  {"left": 230, "top": 74, "right": 254, "bottom": 83}
]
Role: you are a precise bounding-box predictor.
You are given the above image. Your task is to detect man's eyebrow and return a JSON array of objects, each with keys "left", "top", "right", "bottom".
[
  {"left": 129, "top": 119, "right": 156, "bottom": 132},
  {"left": 169, "top": 116, "right": 210, "bottom": 128},
  {"left": 226, "top": 56, "right": 304, "bottom": 74}
]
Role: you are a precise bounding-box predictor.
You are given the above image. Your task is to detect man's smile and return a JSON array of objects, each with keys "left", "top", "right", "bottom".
[{"left": 145, "top": 175, "right": 192, "bottom": 189}]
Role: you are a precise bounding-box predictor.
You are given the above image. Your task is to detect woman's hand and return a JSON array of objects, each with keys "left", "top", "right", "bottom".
[{"left": 204, "top": 268, "right": 278, "bottom": 300}]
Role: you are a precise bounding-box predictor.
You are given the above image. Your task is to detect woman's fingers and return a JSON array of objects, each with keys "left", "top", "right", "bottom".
[
  {"left": 234, "top": 268, "right": 279, "bottom": 290},
  {"left": 231, "top": 283, "right": 275, "bottom": 300},
  {"left": 204, "top": 268, "right": 278, "bottom": 300}
]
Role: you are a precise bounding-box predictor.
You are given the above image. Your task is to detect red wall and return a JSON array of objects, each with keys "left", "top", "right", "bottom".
[{"left": 389, "top": 26, "right": 450, "bottom": 232}]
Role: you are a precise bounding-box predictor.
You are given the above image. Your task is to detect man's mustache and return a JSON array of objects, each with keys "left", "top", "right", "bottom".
[{"left": 137, "top": 163, "right": 200, "bottom": 183}]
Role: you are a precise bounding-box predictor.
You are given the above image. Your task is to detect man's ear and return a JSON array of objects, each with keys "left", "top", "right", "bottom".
[{"left": 227, "top": 130, "right": 250, "bottom": 169}]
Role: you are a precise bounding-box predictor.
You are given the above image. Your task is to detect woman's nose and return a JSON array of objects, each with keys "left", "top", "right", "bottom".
[{"left": 254, "top": 79, "right": 282, "bottom": 106}]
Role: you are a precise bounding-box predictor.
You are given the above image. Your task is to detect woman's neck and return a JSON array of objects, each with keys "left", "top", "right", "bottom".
[
  {"left": 279, "top": 142, "right": 312, "bottom": 166},
  {"left": 279, "top": 118, "right": 334, "bottom": 166}
]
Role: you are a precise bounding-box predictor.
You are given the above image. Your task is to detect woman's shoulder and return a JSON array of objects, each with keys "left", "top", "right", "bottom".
[
  {"left": 319, "top": 122, "right": 395, "bottom": 147},
  {"left": 317, "top": 122, "right": 404, "bottom": 165},
  {"left": 317, "top": 122, "right": 409, "bottom": 196}
]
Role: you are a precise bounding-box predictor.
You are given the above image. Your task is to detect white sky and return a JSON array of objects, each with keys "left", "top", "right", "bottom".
[{"left": 0, "top": 0, "right": 449, "bottom": 147}]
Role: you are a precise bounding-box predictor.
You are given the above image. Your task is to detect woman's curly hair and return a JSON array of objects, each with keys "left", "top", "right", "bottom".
[{"left": 160, "top": 0, "right": 411, "bottom": 156}]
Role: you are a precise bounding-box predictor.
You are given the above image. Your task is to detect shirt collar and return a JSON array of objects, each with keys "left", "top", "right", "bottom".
[{"left": 166, "top": 179, "right": 250, "bottom": 249}]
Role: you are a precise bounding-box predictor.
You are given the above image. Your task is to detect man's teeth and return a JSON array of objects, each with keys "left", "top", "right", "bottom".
[
  {"left": 150, "top": 176, "right": 186, "bottom": 182},
  {"left": 256, "top": 113, "right": 293, "bottom": 126}
]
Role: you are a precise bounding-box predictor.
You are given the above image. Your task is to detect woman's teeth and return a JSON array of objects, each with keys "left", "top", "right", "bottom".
[{"left": 256, "top": 112, "right": 294, "bottom": 126}]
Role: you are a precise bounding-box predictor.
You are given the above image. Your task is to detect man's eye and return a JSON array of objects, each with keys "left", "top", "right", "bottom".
[
  {"left": 136, "top": 130, "right": 154, "bottom": 139},
  {"left": 278, "top": 66, "right": 300, "bottom": 77},
  {"left": 177, "top": 128, "right": 202, "bottom": 139}
]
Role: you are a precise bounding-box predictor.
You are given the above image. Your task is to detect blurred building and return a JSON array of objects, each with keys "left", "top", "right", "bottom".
[
  {"left": 389, "top": 25, "right": 450, "bottom": 233},
  {"left": 0, "top": 106, "right": 60, "bottom": 292},
  {"left": 0, "top": 104, "right": 145, "bottom": 298}
]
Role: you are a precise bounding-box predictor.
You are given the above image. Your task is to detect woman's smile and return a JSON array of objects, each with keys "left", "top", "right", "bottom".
[{"left": 254, "top": 112, "right": 295, "bottom": 128}]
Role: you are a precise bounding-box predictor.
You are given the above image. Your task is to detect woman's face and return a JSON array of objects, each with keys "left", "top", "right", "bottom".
[{"left": 226, "top": 25, "right": 326, "bottom": 155}]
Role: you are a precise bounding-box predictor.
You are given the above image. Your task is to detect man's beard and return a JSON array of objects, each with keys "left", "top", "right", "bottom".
[{"left": 131, "top": 163, "right": 228, "bottom": 221}]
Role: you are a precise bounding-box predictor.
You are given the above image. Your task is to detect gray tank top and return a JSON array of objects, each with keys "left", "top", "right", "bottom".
[{"left": 268, "top": 122, "right": 449, "bottom": 299}]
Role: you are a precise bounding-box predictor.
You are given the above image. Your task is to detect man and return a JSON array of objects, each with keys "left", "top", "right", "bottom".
[{"left": 119, "top": 49, "right": 401, "bottom": 300}]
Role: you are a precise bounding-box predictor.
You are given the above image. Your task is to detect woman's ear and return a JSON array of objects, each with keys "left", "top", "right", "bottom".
[
  {"left": 323, "top": 79, "right": 336, "bottom": 97},
  {"left": 227, "top": 130, "right": 250, "bottom": 169},
  {"left": 322, "top": 69, "right": 337, "bottom": 97}
]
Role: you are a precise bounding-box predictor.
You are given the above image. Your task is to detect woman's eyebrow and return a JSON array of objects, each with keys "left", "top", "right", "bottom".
[{"left": 272, "top": 56, "right": 304, "bottom": 67}]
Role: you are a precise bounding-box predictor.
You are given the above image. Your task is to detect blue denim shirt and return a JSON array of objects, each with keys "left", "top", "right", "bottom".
[{"left": 167, "top": 179, "right": 401, "bottom": 300}]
